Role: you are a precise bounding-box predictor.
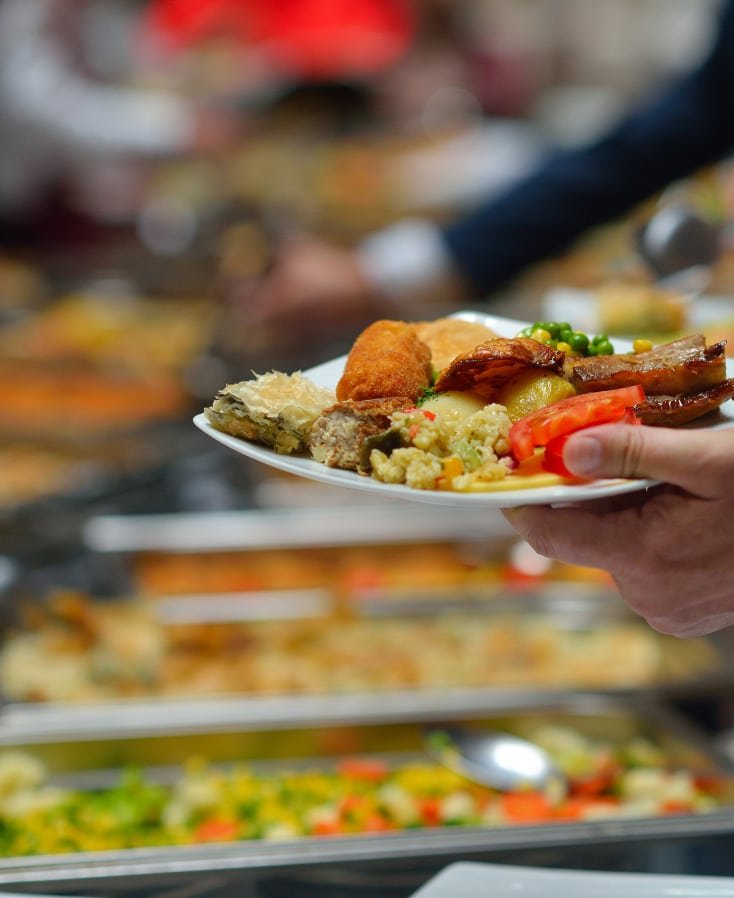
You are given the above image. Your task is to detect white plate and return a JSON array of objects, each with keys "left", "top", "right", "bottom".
[
  {"left": 193, "top": 311, "right": 734, "bottom": 508},
  {"left": 410, "top": 862, "right": 734, "bottom": 898}
]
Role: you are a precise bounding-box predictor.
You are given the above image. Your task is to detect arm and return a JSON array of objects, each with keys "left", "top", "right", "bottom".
[{"left": 442, "top": 0, "right": 734, "bottom": 294}]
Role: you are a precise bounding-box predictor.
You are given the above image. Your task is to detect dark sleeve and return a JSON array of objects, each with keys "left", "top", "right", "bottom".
[{"left": 442, "top": 0, "right": 734, "bottom": 296}]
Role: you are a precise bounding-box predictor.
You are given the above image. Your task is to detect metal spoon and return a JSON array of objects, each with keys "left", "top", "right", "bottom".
[
  {"left": 636, "top": 204, "right": 722, "bottom": 295},
  {"left": 426, "top": 728, "right": 565, "bottom": 793}
]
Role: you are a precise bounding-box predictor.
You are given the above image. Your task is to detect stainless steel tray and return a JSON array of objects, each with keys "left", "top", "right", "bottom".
[
  {"left": 2, "top": 589, "right": 732, "bottom": 740},
  {"left": 2, "top": 696, "right": 734, "bottom": 891}
]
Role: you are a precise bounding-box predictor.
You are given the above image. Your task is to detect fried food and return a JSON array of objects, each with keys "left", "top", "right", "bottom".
[
  {"left": 205, "top": 371, "right": 335, "bottom": 454},
  {"left": 434, "top": 338, "right": 565, "bottom": 401},
  {"left": 414, "top": 318, "right": 499, "bottom": 374},
  {"left": 634, "top": 379, "right": 734, "bottom": 425},
  {"left": 336, "top": 320, "right": 432, "bottom": 402},
  {"left": 567, "top": 334, "right": 727, "bottom": 395}
]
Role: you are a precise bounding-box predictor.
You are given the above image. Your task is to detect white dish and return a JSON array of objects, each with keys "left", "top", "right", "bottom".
[
  {"left": 194, "top": 311, "right": 734, "bottom": 508},
  {"left": 410, "top": 862, "right": 734, "bottom": 898}
]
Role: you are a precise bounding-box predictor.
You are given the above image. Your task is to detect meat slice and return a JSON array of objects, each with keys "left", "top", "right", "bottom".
[
  {"left": 634, "top": 379, "right": 734, "bottom": 426},
  {"left": 308, "top": 396, "right": 411, "bottom": 473},
  {"left": 568, "top": 335, "right": 727, "bottom": 396},
  {"left": 434, "top": 337, "right": 564, "bottom": 401}
]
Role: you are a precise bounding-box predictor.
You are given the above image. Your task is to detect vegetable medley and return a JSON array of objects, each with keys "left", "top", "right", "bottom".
[{"left": 0, "top": 726, "right": 726, "bottom": 857}]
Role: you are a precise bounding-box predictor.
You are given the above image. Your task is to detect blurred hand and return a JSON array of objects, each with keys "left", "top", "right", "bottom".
[
  {"left": 190, "top": 105, "right": 243, "bottom": 155},
  {"left": 236, "top": 237, "right": 387, "bottom": 342},
  {"left": 502, "top": 423, "right": 734, "bottom": 637}
]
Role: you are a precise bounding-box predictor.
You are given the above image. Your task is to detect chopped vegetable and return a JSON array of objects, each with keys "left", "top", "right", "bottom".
[
  {"left": 542, "top": 406, "right": 642, "bottom": 478},
  {"left": 517, "top": 322, "right": 614, "bottom": 357},
  {"left": 509, "top": 385, "right": 645, "bottom": 463}
]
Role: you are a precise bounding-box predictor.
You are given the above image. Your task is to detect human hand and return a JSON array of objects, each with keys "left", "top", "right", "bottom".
[
  {"left": 190, "top": 105, "right": 243, "bottom": 155},
  {"left": 234, "top": 237, "right": 386, "bottom": 344},
  {"left": 502, "top": 423, "right": 734, "bottom": 637}
]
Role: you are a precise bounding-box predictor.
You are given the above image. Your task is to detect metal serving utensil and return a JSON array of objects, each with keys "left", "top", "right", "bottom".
[
  {"left": 426, "top": 728, "right": 565, "bottom": 793},
  {"left": 636, "top": 204, "right": 722, "bottom": 296}
]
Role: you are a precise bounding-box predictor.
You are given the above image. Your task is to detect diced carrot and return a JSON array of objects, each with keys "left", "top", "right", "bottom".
[
  {"left": 312, "top": 818, "right": 344, "bottom": 836},
  {"left": 363, "top": 812, "right": 391, "bottom": 832},
  {"left": 419, "top": 797, "right": 442, "bottom": 826},
  {"left": 194, "top": 818, "right": 239, "bottom": 842},
  {"left": 336, "top": 758, "right": 389, "bottom": 782},
  {"left": 661, "top": 800, "right": 694, "bottom": 815},
  {"left": 501, "top": 791, "right": 554, "bottom": 822}
]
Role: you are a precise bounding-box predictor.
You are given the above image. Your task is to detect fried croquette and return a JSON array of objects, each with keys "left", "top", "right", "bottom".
[{"left": 336, "top": 320, "right": 432, "bottom": 402}]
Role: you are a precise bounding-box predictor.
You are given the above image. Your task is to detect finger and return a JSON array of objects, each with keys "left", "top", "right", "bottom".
[
  {"left": 561, "top": 422, "right": 734, "bottom": 499},
  {"left": 502, "top": 504, "right": 631, "bottom": 570}
]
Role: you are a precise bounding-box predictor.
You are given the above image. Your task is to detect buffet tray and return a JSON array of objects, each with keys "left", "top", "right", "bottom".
[
  {"left": 1, "top": 589, "right": 732, "bottom": 738},
  {"left": 2, "top": 697, "right": 734, "bottom": 891}
]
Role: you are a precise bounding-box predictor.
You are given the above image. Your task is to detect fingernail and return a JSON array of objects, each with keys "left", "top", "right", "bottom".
[{"left": 565, "top": 433, "right": 603, "bottom": 475}]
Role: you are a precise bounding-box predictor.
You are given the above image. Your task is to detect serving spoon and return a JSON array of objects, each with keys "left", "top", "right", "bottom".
[
  {"left": 636, "top": 204, "right": 722, "bottom": 296},
  {"left": 426, "top": 728, "right": 565, "bottom": 793}
]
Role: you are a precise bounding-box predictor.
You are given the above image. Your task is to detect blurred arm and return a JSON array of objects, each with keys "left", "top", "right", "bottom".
[{"left": 357, "top": 0, "right": 734, "bottom": 300}]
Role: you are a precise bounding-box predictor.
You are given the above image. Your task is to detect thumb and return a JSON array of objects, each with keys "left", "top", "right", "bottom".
[{"left": 562, "top": 422, "right": 734, "bottom": 498}]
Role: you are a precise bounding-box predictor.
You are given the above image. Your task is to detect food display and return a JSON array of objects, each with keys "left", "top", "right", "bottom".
[
  {"left": 0, "top": 720, "right": 727, "bottom": 857},
  {"left": 0, "top": 590, "right": 718, "bottom": 703},
  {"left": 203, "top": 314, "right": 734, "bottom": 495},
  {"left": 0, "top": 294, "right": 218, "bottom": 374},
  {"left": 0, "top": 360, "right": 192, "bottom": 438}
]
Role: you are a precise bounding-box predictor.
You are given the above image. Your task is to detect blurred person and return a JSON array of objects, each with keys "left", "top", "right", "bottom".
[
  {"left": 502, "top": 423, "right": 734, "bottom": 638},
  {"left": 0, "top": 0, "right": 239, "bottom": 241},
  {"left": 242, "top": 0, "right": 734, "bottom": 339}
]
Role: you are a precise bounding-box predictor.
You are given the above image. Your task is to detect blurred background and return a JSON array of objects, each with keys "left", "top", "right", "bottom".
[{"left": 5, "top": 2, "right": 734, "bottom": 895}]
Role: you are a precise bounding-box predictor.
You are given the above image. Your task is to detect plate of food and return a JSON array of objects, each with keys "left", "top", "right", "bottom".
[{"left": 194, "top": 311, "right": 734, "bottom": 508}]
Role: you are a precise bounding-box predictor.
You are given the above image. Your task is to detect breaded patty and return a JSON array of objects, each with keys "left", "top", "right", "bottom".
[
  {"left": 414, "top": 318, "right": 499, "bottom": 374},
  {"left": 336, "top": 320, "right": 432, "bottom": 402}
]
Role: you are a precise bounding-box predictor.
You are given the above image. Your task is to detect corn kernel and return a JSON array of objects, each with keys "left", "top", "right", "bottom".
[
  {"left": 530, "top": 328, "right": 551, "bottom": 343},
  {"left": 556, "top": 341, "right": 577, "bottom": 356},
  {"left": 633, "top": 338, "right": 653, "bottom": 353}
]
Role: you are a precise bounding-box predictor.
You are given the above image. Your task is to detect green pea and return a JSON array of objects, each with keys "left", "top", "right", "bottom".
[
  {"left": 537, "top": 321, "right": 561, "bottom": 339},
  {"left": 518, "top": 325, "right": 534, "bottom": 337},
  {"left": 568, "top": 332, "right": 589, "bottom": 354},
  {"left": 589, "top": 338, "right": 614, "bottom": 356}
]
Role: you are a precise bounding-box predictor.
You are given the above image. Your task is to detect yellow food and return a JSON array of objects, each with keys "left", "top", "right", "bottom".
[
  {"left": 370, "top": 405, "right": 513, "bottom": 490},
  {"left": 497, "top": 371, "right": 577, "bottom": 422},
  {"left": 419, "top": 390, "right": 485, "bottom": 420}
]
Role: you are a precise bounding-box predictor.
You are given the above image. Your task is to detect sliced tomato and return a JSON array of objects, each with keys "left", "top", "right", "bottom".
[
  {"left": 509, "top": 385, "right": 645, "bottom": 462},
  {"left": 541, "top": 406, "right": 643, "bottom": 477},
  {"left": 542, "top": 433, "right": 575, "bottom": 478}
]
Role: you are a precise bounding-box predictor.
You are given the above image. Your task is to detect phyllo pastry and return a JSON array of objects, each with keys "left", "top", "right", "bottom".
[{"left": 205, "top": 371, "right": 336, "bottom": 454}]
